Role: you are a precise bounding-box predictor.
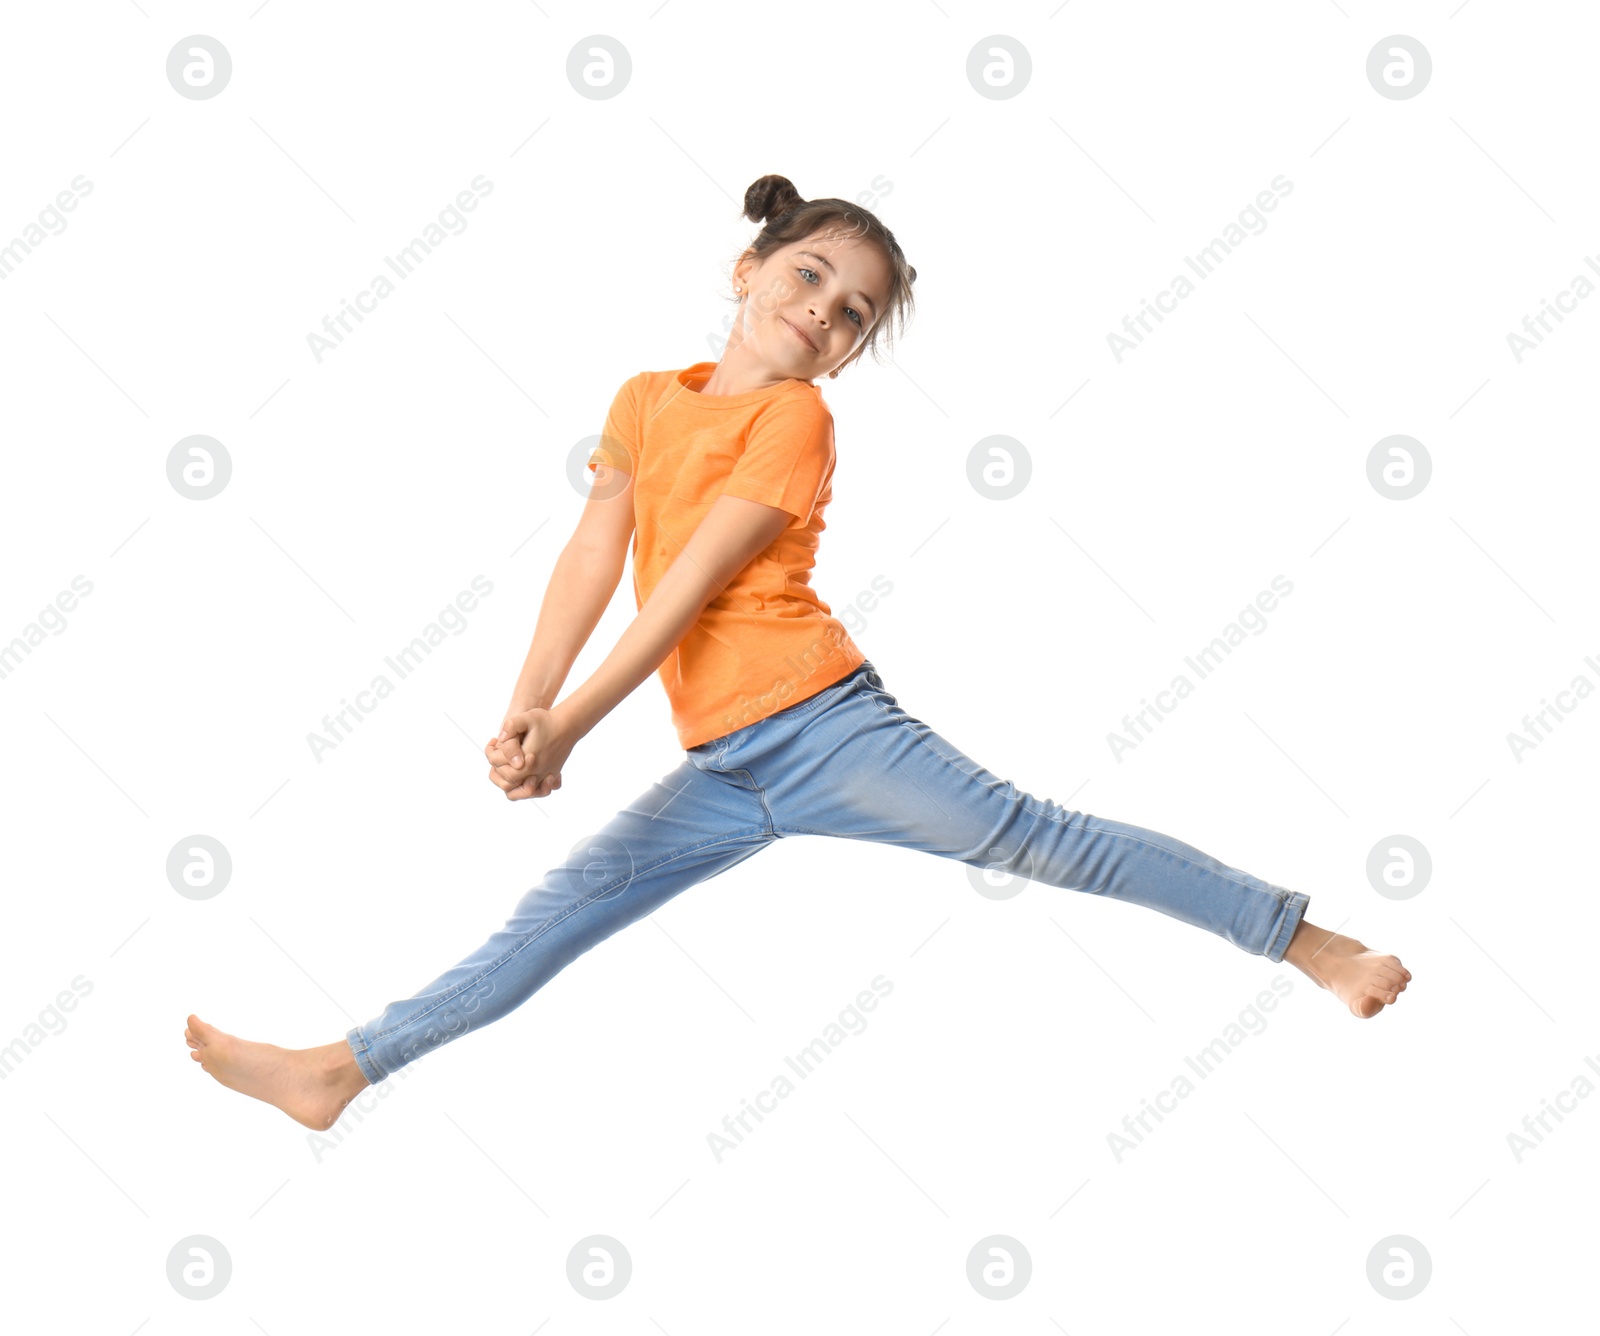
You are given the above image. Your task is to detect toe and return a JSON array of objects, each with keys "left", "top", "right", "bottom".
[{"left": 1352, "top": 990, "right": 1388, "bottom": 1017}]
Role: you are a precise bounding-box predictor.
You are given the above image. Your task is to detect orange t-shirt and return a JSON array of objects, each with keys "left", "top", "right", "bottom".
[{"left": 585, "top": 362, "right": 866, "bottom": 749}]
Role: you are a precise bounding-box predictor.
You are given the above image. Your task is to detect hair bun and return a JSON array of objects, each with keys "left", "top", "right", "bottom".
[{"left": 743, "top": 174, "right": 805, "bottom": 225}]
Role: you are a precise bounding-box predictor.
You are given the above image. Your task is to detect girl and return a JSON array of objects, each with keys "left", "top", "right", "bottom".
[{"left": 186, "top": 174, "right": 1410, "bottom": 1132}]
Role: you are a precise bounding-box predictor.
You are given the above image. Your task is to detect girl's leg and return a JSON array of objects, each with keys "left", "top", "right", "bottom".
[
  {"left": 748, "top": 665, "right": 1306, "bottom": 958},
  {"left": 346, "top": 750, "right": 775, "bottom": 1084},
  {"left": 730, "top": 661, "right": 1408, "bottom": 1015},
  {"left": 187, "top": 750, "right": 775, "bottom": 1127}
]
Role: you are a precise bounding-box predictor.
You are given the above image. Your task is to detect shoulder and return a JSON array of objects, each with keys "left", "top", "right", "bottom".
[
  {"left": 757, "top": 379, "right": 834, "bottom": 427},
  {"left": 750, "top": 383, "right": 832, "bottom": 443},
  {"left": 743, "top": 384, "right": 835, "bottom": 478}
]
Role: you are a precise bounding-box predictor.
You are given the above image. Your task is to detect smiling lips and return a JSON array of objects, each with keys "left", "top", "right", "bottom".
[{"left": 783, "top": 318, "right": 818, "bottom": 353}]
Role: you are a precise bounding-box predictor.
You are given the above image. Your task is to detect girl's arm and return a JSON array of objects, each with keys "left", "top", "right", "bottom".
[
  {"left": 504, "top": 465, "right": 638, "bottom": 714},
  {"left": 550, "top": 493, "right": 793, "bottom": 742},
  {"left": 504, "top": 540, "right": 629, "bottom": 715}
]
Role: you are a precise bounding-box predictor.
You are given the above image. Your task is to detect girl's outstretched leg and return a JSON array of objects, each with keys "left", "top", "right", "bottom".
[
  {"left": 187, "top": 750, "right": 776, "bottom": 1127},
  {"left": 744, "top": 663, "right": 1411, "bottom": 1016}
]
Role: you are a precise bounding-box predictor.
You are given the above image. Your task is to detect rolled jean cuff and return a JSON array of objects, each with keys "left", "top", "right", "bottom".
[
  {"left": 345, "top": 1026, "right": 387, "bottom": 1086},
  {"left": 1264, "top": 889, "right": 1310, "bottom": 963}
]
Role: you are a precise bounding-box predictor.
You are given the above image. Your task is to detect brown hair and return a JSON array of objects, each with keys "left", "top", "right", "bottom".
[{"left": 730, "top": 173, "right": 917, "bottom": 374}]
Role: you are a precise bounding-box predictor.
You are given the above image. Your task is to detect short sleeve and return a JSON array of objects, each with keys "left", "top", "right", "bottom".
[
  {"left": 586, "top": 374, "right": 641, "bottom": 478},
  {"left": 719, "top": 392, "right": 834, "bottom": 524}
]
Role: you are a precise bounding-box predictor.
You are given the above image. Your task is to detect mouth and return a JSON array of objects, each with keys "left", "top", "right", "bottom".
[{"left": 782, "top": 318, "right": 818, "bottom": 353}]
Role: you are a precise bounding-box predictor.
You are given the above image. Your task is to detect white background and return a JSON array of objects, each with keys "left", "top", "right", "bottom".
[{"left": 1, "top": 1, "right": 1594, "bottom": 1331}]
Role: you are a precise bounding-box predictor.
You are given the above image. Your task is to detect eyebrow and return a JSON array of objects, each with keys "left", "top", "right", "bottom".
[{"left": 797, "top": 250, "right": 879, "bottom": 322}]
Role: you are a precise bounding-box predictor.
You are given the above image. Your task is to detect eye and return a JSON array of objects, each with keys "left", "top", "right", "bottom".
[{"left": 797, "top": 267, "right": 863, "bottom": 328}]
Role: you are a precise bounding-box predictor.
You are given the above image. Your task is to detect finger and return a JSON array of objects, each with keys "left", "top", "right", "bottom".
[
  {"left": 515, "top": 773, "right": 554, "bottom": 800},
  {"left": 488, "top": 765, "right": 521, "bottom": 793},
  {"left": 492, "top": 755, "right": 537, "bottom": 782}
]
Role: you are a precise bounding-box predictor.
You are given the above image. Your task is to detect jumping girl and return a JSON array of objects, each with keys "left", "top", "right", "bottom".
[{"left": 186, "top": 174, "right": 1411, "bottom": 1132}]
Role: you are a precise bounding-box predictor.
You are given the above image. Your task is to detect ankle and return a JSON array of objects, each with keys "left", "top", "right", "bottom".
[
  {"left": 313, "top": 1039, "right": 366, "bottom": 1090},
  {"left": 1284, "top": 919, "right": 1337, "bottom": 971}
]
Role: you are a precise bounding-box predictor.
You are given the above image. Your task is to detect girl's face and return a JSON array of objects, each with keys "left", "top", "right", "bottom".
[{"left": 734, "top": 231, "right": 893, "bottom": 379}]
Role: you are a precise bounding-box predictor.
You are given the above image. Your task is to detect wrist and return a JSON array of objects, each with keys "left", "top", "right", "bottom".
[{"left": 551, "top": 697, "right": 591, "bottom": 741}]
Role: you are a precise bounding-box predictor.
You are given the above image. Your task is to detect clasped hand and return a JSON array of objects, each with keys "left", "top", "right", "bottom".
[{"left": 485, "top": 706, "right": 575, "bottom": 801}]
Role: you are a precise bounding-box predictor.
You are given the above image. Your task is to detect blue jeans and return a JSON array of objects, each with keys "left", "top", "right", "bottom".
[{"left": 345, "top": 660, "right": 1309, "bottom": 1084}]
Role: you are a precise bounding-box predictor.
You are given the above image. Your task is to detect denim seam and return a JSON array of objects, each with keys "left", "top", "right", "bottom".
[
  {"left": 345, "top": 1027, "right": 387, "bottom": 1084},
  {"left": 776, "top": 695, "right": 1292, "bottom": 931},
  {"left": 895, "top": 716, "right": 1282, "bottom": 898},
  {"left": 368, "top": 831, "right": 772, "bottom": 1043},
  {"left": 730, "top": 765, "right": 776, "bottom": 834},
  {"left": 1266, "top": 889, "right": 1309, "bottom": 961},
  {"left": 711, "top": 736, "right": 776, "bottom": 836}
]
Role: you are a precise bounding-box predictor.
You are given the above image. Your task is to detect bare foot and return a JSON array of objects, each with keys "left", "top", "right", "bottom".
[
  {"left": 184, "top": 1014, "right": 371, "bottom": 1131},
  {"left": 1283, "top": 920, "right": 1411, "bottom": 1018}
]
